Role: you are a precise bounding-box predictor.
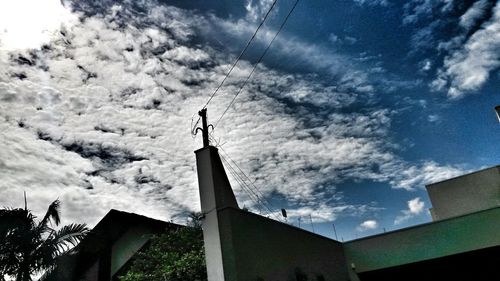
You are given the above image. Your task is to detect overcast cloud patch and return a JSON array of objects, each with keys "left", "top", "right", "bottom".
[{"left": 0, "top": 0, "right": 469, "bottom": 227}]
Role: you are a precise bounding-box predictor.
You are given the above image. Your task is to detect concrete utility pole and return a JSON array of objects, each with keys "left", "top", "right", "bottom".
[{"left": 195, "top": 109, "right": 239, "bottom": 281}]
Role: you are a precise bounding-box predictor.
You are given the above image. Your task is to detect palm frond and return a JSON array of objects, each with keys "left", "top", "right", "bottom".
[
  {"left": 38, "top": 200, "right": 61, "bottom": 229},
  {"left": 50, "top": 223, "right": 89, "bottom": 256},
  {"left": 2, "top": 200, "right": 89, "bottom": 281}
]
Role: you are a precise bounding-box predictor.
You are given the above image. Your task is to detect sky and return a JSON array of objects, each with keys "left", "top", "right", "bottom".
[{"left": 0, "top": 0, "right": 499, "bottom": 241}]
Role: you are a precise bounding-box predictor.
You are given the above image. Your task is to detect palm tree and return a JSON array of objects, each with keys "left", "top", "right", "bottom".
[{"left": 0, "top": 197, "right": 89, "bottom": 281}]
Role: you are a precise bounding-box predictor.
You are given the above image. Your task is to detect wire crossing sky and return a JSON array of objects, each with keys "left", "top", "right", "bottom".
[{"left": 0, "top": 0, "right": 499, "bottom": 240}]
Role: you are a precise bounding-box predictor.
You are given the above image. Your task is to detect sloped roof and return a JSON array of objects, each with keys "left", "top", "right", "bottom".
[{"left": 44, "top": 209, "right": 182, "bottom": 281}]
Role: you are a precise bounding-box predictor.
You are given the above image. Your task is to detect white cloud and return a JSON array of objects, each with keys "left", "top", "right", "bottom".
[
  {"left": 408, "top": 197, "right": 425, "bottom": 214},
  {"left": 0, "top": 0, "right": 468, "bottom": 227},
  {"left": 245, "top": 0, "right": 277, "bottom": 23},
  {"left": 273, "top": 203, "right": 383, "bottom": 224},
  {"left": 403, "top": 0, "right": 457, "bottom": 25},
  {"left": 405, "top": 0, "right": 499, "bottom": 98},
  {"left": 329, "top": 33, "right": 358, "bottom": 45},
  {"left": 403, "top": 0, "right": 437, "bottom": 25},
  {"left": 353, "top": 0, "right": 389, "bottom": 7},
  {"left": 210, "top": 17, "right": 368, "bottom": 90},
  {"left": 420, "top": 59, "right": 432, "bottom": 72},
  {"left": 460, "top": 0, "right": 491, "bottom": 31},
  {"left": 357, "top": 220, "right": 378, "bottom": 231},
  {"left": 0, "top": 0, "right": 77, "bottom": 51},
  {"left": 391, "top": 161, "right": 466, "bottom": 190},
  {"left": 432, "top": 3, "right": 500, "bottom": 98},
  {"left": 394, "top": 197, "right": 425, "bottom": 225},
  {"left": 427, "top": 114, "right": 440, "bottom": 122}
]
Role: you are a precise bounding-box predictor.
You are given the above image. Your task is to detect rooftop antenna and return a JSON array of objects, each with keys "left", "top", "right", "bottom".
[
  {"left": 332, "top": 223, "right": 338, "bottom": 240},
  {"left": 195, "top": 108, "right": 213, "bottom": 148},
  {"left": 309, "top": 214, "right": 315, "bottom": 233}
]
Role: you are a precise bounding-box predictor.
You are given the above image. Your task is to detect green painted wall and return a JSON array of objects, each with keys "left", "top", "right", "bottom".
[
  {"left": 217, "top": 207, "right": 349, "bottom": 281},
  {"left": 344, "top": 207, "right": 500, "bottom": 275},
  {"left": 111, "top": 226, "right": 153, "bottom": 277}
]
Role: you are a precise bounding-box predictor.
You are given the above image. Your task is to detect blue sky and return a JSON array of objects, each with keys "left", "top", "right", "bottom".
[{"left": 0, "top": 0, "right": 498, "bottom": 240}]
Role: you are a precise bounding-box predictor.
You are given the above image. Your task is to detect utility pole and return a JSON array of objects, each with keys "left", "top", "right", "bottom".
[{"left": 196, "top": 108, "right": 212, "bottom": 148}]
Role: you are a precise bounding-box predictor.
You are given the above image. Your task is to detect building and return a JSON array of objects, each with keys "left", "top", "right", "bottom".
[
  {"left": 46, "top": 147, "right": 499, "bottom": 280},
  {"left": 426, "top": 166, "right": 500, "bottom": 220},
  {"left": 195, "top": 141, "right": 500, "bottom": 281},
  {"left": 45, "top": 209, "right": 181, "bottom": 281}
]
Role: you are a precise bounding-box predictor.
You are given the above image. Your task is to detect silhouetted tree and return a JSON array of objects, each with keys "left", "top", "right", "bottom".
[
  {"left": 120, "top": 212, "right": 207, "bottom": 281},
  {"left": 0, "top": 198, "right": 88, "bottom": 281}
]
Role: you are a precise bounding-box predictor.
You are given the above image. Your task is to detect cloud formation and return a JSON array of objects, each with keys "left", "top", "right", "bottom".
[
  {"left": 394, "top": 197, "right": 426, "bottom": 225},
  {"left": 357, "top": 220, "right": 378, "bottom": 231},
  {"left": 0, "top": 0, "right": 468, "bottom": 228},
  {"left": 0, "top": 0, "right": 77, "bottom": 50},
  {"left": 353, "top": 0, "right": 388, "bottom": 7},
  {"left": 433, "top": 2, "right": 500, "bottom": 98},
  {"left": 404, "top": 0, "right": 500, "bottom": 98}
]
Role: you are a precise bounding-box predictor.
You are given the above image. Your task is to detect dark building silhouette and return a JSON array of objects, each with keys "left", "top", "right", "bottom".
[
  {"left": 45, "top": 209, "right": 181, "bottom": 281},
  {"left": 45, "top": 151, "right": 500, "bottom": 281}
]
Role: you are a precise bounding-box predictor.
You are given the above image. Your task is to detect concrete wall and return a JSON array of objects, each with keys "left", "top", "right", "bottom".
[
  {"left": 344, "top": 207, "right": 500, "bottom": 277},
  {"left": 426, "top": 165, "right": 500, "bottom": 220},
  {"left": 196, "top": 146, "right": 349, "bottom": 281},
  {"left": 217, "top": 207, "right": 349, "bottom": 281}
]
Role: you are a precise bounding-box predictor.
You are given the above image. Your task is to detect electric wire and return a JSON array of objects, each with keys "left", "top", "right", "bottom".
[
  {"left": 191, "top": 0, "right": 279, "bottom": 135},
  {"left": 201, "top": 0, "right": 279, "bottom": 111},
  {"left": 211, "top": 135, "right": 274, "bottom": 216},
  {"left": 220, "top": 145, "right": 271, "bottom": 206},
  {"left": 211, "top": 135, "right": 267, "bottom": 213},
  {"left": 220, "top": 153, "right": 264, "bottom": 213},
  {"left": 220, "top": 154, "right": 266, "bottom": 215},
  {"left": 221, "top": 153, "right": 282, "bottom": 221},
  {"left": 190, "top": 1, "right": 300, "bottom": 222},
  {"left": 211, "top": 135, "right": 283, "bottom": 221},
  {"left": 213, "top": 0, "right": 299, "bottom": 129}
]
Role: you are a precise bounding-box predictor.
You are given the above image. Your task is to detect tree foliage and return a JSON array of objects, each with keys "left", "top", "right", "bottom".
[
  {"left": 119, "top": 213, "right": 207, "bottom": 281},
  {"left": 0, "top": 199, "right": 89, "bottom": 281}
]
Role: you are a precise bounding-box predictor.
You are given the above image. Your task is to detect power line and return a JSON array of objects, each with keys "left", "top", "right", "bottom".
[
  {"left": 213, "top": 137, "right": 269, "bottom": 202},
  {"left": 210, "top": 136, "right": 279, "bottom": 218},
  {"left": 214, "top": 0, "right": 300, "bottom": 129},
  {"left": 220, "top": 154, "right": 266, "bottom": 215},
  {"left": 210, "top": 135, "right": 283, "bottom": 222},
  {"left": 220, "top": 153, "right": 266, "bottom": 214},
  {"left": 189, "top": 1, "right": 300, "bottom": 222},
  {"left": 201, "top": 0, "right": 279, "bottom": 111},
  {"left": 191, "top": 0, "right": 280, "bottom": 135}
]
